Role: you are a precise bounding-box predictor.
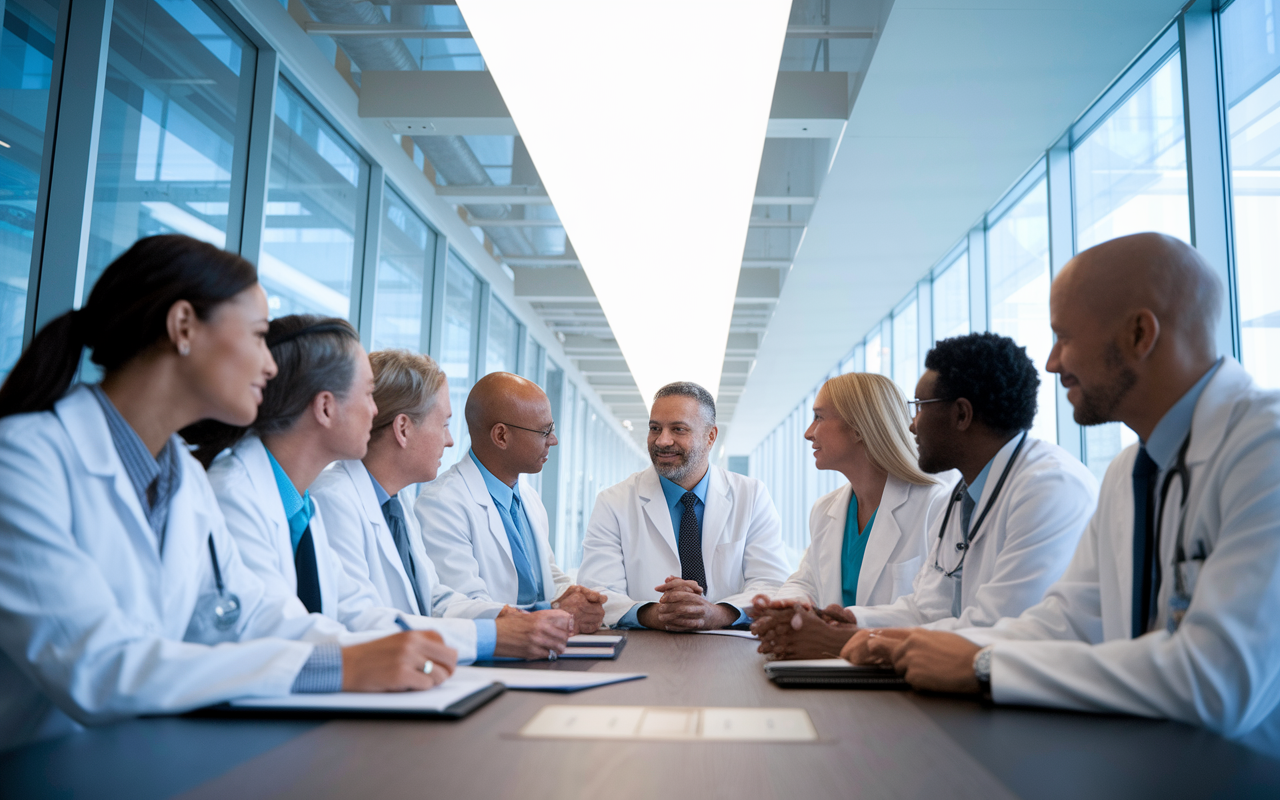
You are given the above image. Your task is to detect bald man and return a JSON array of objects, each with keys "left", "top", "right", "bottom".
[
  {"left": 414, "top": 373, "right": 606, "bottom": 637},
  {"left": 842, "top": 233, "right": 1280, "bottom": 737}
]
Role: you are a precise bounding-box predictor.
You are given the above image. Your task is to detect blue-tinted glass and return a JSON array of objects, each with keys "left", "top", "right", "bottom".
[
  {"left": 485, "top": 296, "right": 519, "bottom": 374},
  {"left": 84, "top": 0, "right": 252, "bottom": 300},
  {"left": 1223, "top": 0, "right": 1280, "bottom": 389},
  {"left": 441, "top": 252, "right": 478, "bottom": 465},
  {"left": 261, "top": 79, "right": 367, "bottom": 319},
  {"left": 932, "top": 251, "right": 969, "bottom": 343},
  {"left": 892, "top": 297, "right": 919, "bottom": 396},
  {"left": 0, "top": 0, "right": 57, "bottom": 377},
  {"left": 865, "top": 329, "right": 882, "bottom": 376},
  {"left": 373, "top": 186, "right": 434, "bottom": 352}
]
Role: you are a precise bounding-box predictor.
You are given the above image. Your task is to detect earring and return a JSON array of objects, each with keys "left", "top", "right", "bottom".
[{"left": 179, "top": 343, "right": 190, "bottom": 356}]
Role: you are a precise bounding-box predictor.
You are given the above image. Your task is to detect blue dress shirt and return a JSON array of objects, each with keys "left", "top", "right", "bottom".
[
  {"left": 618, "top": 470, "right": 750, "bottom": 629},
  {"left": 840, "top": 492, "right": 878, "bottom": 607},
  {"left": 368, "top": 472, "right": 495, "bottom": 660},
  {"left": 264, "top": 448, "right": 313, "bottom": 553},
  {"left": 469, "top": 451, "right": 549, "bottom": 610},
  {"left": 1144, "top": 358, "right": 1222, "bottom": 472}
]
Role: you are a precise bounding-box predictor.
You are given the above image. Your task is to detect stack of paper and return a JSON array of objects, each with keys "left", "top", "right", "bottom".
[
  {"left": 455, "top": 665, "right": 645, "bottom": 692},
  {"left": 563, "top": 634, "right": 627, "bottom": 658}
]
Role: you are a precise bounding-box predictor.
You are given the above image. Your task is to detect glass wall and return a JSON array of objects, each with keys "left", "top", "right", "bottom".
[
  {"left": 485, "top": 296, "right": 520, "bottom": 374},
  {"left": 891, "top": 295, "right": 919, "bottom": 395},
  {"left": 440, "top": 251, "right": 480, "bottom": 466},
  {"left": 1222, "top": 0, "right": 1280, "bottom": 390},
  {"left": 85, "top": 0, "right": 254, "bottom": 300},
  {"left": 932, "top": 251, "right": 970, "bottom": 342},
  {"left": 261, "top": 78, "right": 367, "bottom": 319},
  {"left": 372, "top": 185, "right": 434, "bottom": 352},
  {"left": 0, "top": 0, "right": 57, "bottom": 376}
]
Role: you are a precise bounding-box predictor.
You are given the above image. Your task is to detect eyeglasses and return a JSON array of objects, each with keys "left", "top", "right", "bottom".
[
  {"left": 501, "top": 422, "right": 556, "bottom": 440},
  {"left": 907, "top": 398, "right": 947, "bottom": 415}
]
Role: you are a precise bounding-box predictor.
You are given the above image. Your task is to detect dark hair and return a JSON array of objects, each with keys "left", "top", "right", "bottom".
[
  {"left": 653, "top": 381, "right": 716, "bottom": 427},
  {"left": 184, "top": 314, "right": 361, "bottom": 467},
  {"left": 0, "top": 235, "right": 258, "bottom": 420},
  {"left": 924, "top": 332, "right": 1039, "bottom": 434}
]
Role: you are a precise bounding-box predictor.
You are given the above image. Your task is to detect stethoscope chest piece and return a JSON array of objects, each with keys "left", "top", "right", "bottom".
[{"left": 206, "top": 535, "right": 242, "bottom": 632}]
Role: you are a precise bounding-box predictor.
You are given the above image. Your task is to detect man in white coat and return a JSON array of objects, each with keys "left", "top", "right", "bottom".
[
  {"left": 577, "top": 382, "right": 791, "bottom": 629},
  {"left": 756, "top": 333, "right": 1098, "bottom": 657},
  {"left": 415, "top": 373, "right": 606, "bottom": 635},
  {"left": 845, "top": 233, "right": 1280, "bottom": 738}
]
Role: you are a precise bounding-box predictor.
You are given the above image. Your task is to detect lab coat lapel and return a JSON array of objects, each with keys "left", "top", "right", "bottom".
[
  {"left": 858, "top": 477, "right": 909, "bottom": 605},
  {"left": 638, "top": 468, "right": 680, "bottom": 560},
  {"left": 702, "top": 467, "right": 731, "bottom": 570},
  {"left": 818, "top": 484, "right": 851, "bottom": 603},
  {"left": 237, "top": 436, "right": 294, "bottom": 585},
  {"left": 970, "top": 434, "right": 1025, "bottom": 540},
  {"left": 346, "top": 460, "right": 421, "bottom": 614},
  {"left": 158, "top": 467, "right": 210, "bottom": 637},
  {"left": 459, "top": 455, "right": 516, "bottom": 568},
  {"left": 1187, "top": 359, "right": 1251, "bottom": 470}
]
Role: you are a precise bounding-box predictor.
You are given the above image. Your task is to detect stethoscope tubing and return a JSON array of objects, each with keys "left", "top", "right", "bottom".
[{"left": 933, "top": 431, "right": 1030, "bottom": 578}]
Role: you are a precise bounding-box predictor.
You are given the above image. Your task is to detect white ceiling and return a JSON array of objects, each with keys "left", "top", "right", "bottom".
[{"left": 723, "top": 0, "right": 1190, "bottom": 456}]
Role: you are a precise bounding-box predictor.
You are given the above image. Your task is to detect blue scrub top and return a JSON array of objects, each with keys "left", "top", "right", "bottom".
[{"left": 841, "top": 491, "right": 878, "bottom": 608}]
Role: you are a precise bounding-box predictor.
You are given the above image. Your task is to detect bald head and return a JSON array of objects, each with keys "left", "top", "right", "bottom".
[{"left": 465, "top": 372, "right": 557, "bottom": 482}]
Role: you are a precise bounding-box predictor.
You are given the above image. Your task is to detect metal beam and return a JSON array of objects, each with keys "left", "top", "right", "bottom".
[
  {"left": 515, "top": 266, "right": 783, "bottom": 301},
  {"left": 308, "top": 22, "right": 873, "bottom": 38},
  {"left": 437, "top": 186, "right": 817, "bottom": 205},
  {"left": 466, "top": 216, "right": 807, "bottom": 229}
]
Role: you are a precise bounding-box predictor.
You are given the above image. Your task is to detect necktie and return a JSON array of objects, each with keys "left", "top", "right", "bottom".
[
  {"left": 1131, "top": 447, "right": 1160, "bottom": 638},
  {"left": 508, "top": 494, "right": 542, "bottom": 605},
  {"left": 294, "top": 525, "right": 323, "bottom": 614},
  {"left": 382, "top": 496, "right": 428, "bottom": 616},
  {"left": 678, "top": 491, "right": 707, "bottom": 593}
]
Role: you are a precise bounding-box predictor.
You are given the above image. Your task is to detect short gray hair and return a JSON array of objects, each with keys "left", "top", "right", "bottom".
[{"left": 653, "top": 381, "right": 716, "bottom": 427}]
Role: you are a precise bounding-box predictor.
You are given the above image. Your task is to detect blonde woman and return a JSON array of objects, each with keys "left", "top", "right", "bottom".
[
  {"left": 751, "top": 373, "right": 956, "bottom": 659},
  {"left": 311, "top": 350, "right": 577, "bottom": 660}
]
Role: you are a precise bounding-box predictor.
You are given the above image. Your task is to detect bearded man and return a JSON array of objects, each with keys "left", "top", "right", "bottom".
[{"left": 577, "top": 382, "right": 791, "bottom": 630}]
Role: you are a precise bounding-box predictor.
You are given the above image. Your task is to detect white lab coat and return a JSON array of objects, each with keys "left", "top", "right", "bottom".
[
  {"left": 414, "top": 455, "right": 571, "bottom": 611},
  {"left": 772, "top": 474, "right": 958, "bottom": 608},
  {"left": 312, "top": 459, "right": 497, "bottom": 619},
  {"left": 850, "top": 435, "right": 1098, "bottom": 631},
  {"left": 959, "top": 359, "right": 1280, "bottom": 736},
  {"left": 208, "top": 436, "right": 478, "bottom": 662},
  {"left": 578, "top": 466, "right": 793, "bottom": 627},
  {"left": 0, "top": 387, "right": 358, "bottom": 752}
]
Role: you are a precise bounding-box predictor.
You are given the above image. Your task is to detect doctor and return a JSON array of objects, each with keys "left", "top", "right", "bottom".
[
  {"left": 749, "top": 372, "right": 955, "bottom": 658},
  {"left": 844, "top": 233, "right": 1280, "bottom": 737},
  {"left": 578, "top": 382, "right": 791, "bottom": 630},
  {"left": 759, "top": 333, "right": 1097, "bottom": 656},
  {"left": 314, "top": 350, "right": 581, "bottom": 658},
  {"left": 0, "top": 236, "right": 452, "bottom": 752},
  {"left": 416, "top": 372, "right": 604, "bottom": 636},
  {"left": 192, "top": 315, "right": 491, "bottom": 664}
]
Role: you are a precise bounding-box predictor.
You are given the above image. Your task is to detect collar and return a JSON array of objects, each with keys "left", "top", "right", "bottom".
[
  {"left": 967, "top": 455, "right": 995, "bottom": 505},
  {"left": 658, "top": 468, "right": 710, "bottom": 511},
  {"left": 1144, "top": 358, "right": 1223, "bottom": 471},
  {"left": 367, "top": 468, "right": 391, "bottom": 506},
  {"left": 264, "top": 445, "right": 312, "bottom": 537},
  {"left": 470, "top": 449, "right": 520, "bottom": 508}
]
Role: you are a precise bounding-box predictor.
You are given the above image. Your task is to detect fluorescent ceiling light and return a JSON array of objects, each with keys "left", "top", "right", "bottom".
[{"left": 457, "top": 0, "right": 790, "bottom": 406}]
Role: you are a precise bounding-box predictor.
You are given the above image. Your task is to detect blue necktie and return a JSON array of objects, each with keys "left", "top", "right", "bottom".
[
  {"left": 382, "top": 496, "right": 428, "bottom": 616},
  {"left": 508, "top": 494, "right": 542, "bottom": 605},
  {"left": 678, "top": 491, "right": 707, "bottom": 593},
  {"left": 1131, "top": 447, "right": 1160, "bottom": 638}
]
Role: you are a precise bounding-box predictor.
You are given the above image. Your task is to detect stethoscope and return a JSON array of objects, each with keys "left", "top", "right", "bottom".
[
  {"left": 1156, "top": 434, "right": 1197, "bottom": 632},
  {"left": 206, "top": 535, "right": 242, "bottom": 631},
  {"left": 933, "top": 431, "right": 1029, "bottom": 578}
]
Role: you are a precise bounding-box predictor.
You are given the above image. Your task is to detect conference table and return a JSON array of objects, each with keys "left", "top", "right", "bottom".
[{"left": 4, "top": 630, "right": 1280, "bottom": 799}]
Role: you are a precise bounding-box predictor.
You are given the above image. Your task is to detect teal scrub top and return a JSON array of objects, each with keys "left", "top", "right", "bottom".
[{"left": 841, "top": 492, "right": 878, "bottom": 608}]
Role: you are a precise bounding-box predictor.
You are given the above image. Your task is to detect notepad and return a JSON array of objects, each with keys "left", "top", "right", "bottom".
[
  {"left": 561, "top": 634, "right": 627, "bottom": 659},
  {"left": 693, "top": 629, "right": 759, "bottom": 640},
  {"left": 764, "top": 658, "right": 909, "bottom": 689},
  {"left": 455, "top": 665, "right": 645, "bottom": 692},
  {"left": 519, "top": 705, "right": 817, "bottom": 742},
  {"left": 201, "top": 674, "right": 504, "bottom": 719}
]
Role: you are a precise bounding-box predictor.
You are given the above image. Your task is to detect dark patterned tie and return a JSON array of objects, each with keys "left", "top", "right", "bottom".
[
  {"left": 294, "top": 525, "right": 323, "bottom": 614},
  {"left": 382, "top": 496, "right": 428, "bottom": 616},
  {"left": 678, "top": 491, "right": 707, "bottom": 593},
  {"left": 1131, "top": 447, "right": 1160, "bottom": 638}
]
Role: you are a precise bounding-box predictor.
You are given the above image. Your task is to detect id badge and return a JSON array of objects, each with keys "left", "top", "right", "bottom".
[{"left": 1166, "top": 559, "right": 1203, "bottom": 633}]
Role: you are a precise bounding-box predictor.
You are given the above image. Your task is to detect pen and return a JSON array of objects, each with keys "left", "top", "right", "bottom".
[{"left": 395, "top": 615, "right": 411, "bottom": 632}]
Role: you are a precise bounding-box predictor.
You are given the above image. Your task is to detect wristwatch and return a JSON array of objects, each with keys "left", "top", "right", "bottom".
[{"left": 972, "top": 645, "right": 993, "bottom": 701}]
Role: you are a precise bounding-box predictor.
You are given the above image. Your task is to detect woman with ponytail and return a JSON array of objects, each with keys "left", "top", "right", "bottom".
[
  {"left": 0, "top": 236, "right": 455, "bottom": 752},
  {"left": 194, "top": 319, "right": 495, "bottom": 664}
]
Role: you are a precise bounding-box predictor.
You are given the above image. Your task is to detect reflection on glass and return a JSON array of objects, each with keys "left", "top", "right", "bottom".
[
  {"left": 1074, "top": 55, "right": 1190, "bottom": 251},
  {"left": 261, "top": 79, "right": 366, "bottom": 319},
  {"left": 485, "top": 296, "right": 520, "bottom": 374},
  {"left": 892, "top": 297, "right": 919, "bottom": 396},
  {"left": 1223, "top": 0, "right": 1280, "bottom": 389},
  {"left": 441, "top": 252, "right": 478, "bottom": 465},
  {"left": 0, "top": 0, "right": 57, "bottom": 376},
  {"left": 410, "top": 4, "right": 483, "bottom": 71},
  {"left": 987, "top": 178, "right": 1056, "bottom": 444},
  {"left": 932, "top": 251, "right": 969, "bottom": 344},
  {"left": 85, "top": 0, "right": 253, "bottom": 300},
  {"left": 373, "top": 187, "right": 434, "bottom": 352}
]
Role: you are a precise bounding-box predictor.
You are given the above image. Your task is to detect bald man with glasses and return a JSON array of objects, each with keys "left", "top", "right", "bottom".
[{"left": 415, "top": 372, "right": 606, "bottom": 637}]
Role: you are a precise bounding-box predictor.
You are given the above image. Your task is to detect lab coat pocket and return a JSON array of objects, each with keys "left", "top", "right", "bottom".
[{"left": 889, "top": 556, "right": 923, "bottom": 599}]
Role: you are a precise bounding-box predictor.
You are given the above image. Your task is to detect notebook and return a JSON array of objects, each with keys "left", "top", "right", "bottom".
[
  {"left": 195, "top": 674, "right": 504, "bottom": 719},
  {"left": 764, "top": 658, "right": 909, "bottom": 689},
  {"left": 561, "top": 634, "right": 627, "bottom": 659}
]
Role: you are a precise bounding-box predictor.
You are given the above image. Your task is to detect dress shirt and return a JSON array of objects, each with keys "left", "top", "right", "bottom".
[
  {"left": 264, "top": 448, "right": 312, "bottom": 553},
  {"left": 1145, "top": 359, "right": 1222, "bottom": 473},
  {"left": 89, "top": 385, "right": 182, "bottom": 547},
  {"left": 468, "top": 451, "right": 549, "bottom": 609}
]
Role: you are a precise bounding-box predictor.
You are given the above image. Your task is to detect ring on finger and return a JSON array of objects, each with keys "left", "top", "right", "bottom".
[
  {"left": 548, "top": 649, "right": 558, "bottom": 662},
  {"left": 423, "top": 659, "right": 435, "bottom": 675}
]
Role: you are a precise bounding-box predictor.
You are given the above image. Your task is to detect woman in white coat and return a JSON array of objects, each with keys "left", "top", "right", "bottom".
[
  {"left": 0, "top": 236, "right": 452, "bottom": 752},
  {"left": 311, "top": 350, "right": 574, "bottom": 659},
  {"left": 751, "top": 373, "right": 954, "bottom": 658},
  {"left": 189, "top": 316, "right": 482, "bottom": 664}
]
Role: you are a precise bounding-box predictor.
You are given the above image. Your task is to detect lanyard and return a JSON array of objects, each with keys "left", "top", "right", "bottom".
[
  {"left": 933, "top": 431, "right": 1029, "bottom": 578},
  {"left": 1158, "top": 434, "right": 1195, "bottom": 630}
]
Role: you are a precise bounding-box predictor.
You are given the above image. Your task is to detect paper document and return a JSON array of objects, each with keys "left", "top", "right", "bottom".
[
  {"left": 454, "top": 665, "right": 645, "bottom": 692},
  {"left": 693, "top": 629, "right": 758, "bottom": 639},
  {"left": 520, "top": 705, "right": 816, "bottom": 742},
  {"left": 226, "top": 674, "right": 498, "bottom": 714},
  {"left": 567, "top": 635, "right": 624, "bottom": 645}
]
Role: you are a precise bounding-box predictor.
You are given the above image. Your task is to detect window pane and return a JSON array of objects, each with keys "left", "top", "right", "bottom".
[
  {"left": 261, "top": 79, "right": 366, "bottom": 319},
  {"left": 85, "top": 0, "right": 253, "bottom": 298},
  {"left": 485, "top": 296, "right": 519, "bottom": 374},
  {"left": 987, "top": 178, "right": 1056, "bottom": 443},
  {"left": 1223, "top": 0, "right": 1280, "bottom": 389},
  {"left": 932, "top": 251, "right": 969, "bottom": 343},
  {"left": 521, "top": 334, "right": 545, "bottom": 384},
  {"left": 865, "top": 330, "right": 882, "bottom": 375},
  {"left": 373, "top": 187, "right": 434, "bottom": 352},
  {"left": 892, "top": 297, "right": 919, "bottom": 396},
  {"left": 1073, "top": 54, "right": 1190, "bottom": 251},
  {"left": 441, "top": 252, "right": 478, "bottom": 464},
  {"left": 0, "top": 0, "right": 57, "bottom": 377}
]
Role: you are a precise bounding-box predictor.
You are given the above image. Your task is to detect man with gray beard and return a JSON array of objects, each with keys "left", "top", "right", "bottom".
[{"left": 578, "top": 382, "right": 791, "bottom": 629}]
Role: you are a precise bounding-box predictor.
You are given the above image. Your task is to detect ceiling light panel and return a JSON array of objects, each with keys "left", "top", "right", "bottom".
[{"left": 457, "top": 0, "right": 790, "bottom": 406}]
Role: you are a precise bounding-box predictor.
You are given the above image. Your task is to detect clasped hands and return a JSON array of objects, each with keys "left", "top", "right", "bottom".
[
  {"left": 749, "top": 595, "right": 859, "bottom": 659},
  {"left": 490, "top": 584, "right": 607, "bottom": 660},
  {"left": 637, "top": 576, "right": 739, "bottom": 631}
]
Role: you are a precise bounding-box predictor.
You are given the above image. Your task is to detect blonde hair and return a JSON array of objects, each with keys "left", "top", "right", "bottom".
[
  {"left": 822, "top": 372, "right": 936, "bottom": 486},
  {"left": 369, "top": 349, "right": 447, "bottom": 436}
]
